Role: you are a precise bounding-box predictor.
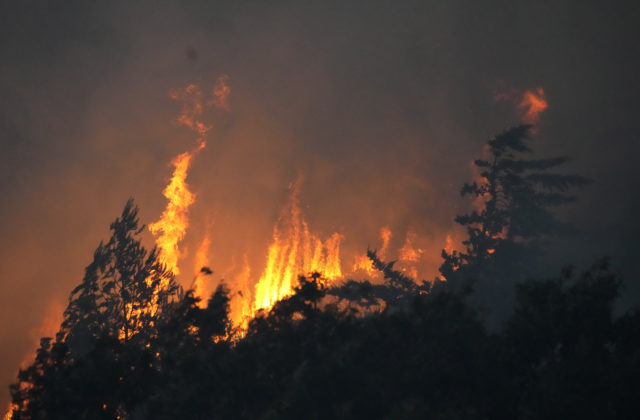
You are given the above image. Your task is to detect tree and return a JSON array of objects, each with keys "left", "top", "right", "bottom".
[
  {"left": 504, "top": 259, "right": 624, "bottom": 418},
  {"left": 62, "top": 199, "right": 178, "bottom": 348},
  {"left": 9, "top": 199, "right": 180, "bottom": 419},
  {"left": 438, "top": 125, "right": 591, "bottom": 325}
]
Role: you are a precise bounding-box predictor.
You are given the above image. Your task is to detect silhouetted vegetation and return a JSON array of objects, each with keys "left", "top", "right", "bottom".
[
  {"left": 8, "top": 128, "right": 639, "bottom": 419},
  {"left": 439, "top": 124, "right": 592, "bottom": 327}
]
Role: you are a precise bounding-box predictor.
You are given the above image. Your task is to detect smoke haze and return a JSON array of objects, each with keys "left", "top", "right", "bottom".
[{"left": 1, "top": 0, "right": 639, "bottom": 409}]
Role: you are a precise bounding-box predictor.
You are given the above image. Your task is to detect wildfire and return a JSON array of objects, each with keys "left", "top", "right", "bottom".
[
  {"left": 149, "top": 78, "right": 230, "bottom": 277},
  {"left": 169, "top": 84, "right": 211, "bottom": 136},
  {"left": 352, "top": 226, "right": 391, "bottom": 274},
  {"left": 253, "top": 182, "right": 343, "bottom": 311},
  {"left": 519, "top": 87, "right": 548, "bottom": 124},
  {"left": 398, "top": 229, "right": 424, "bottom": 280},
  {"left": 444, "top": 234, "right": 454, "bottom": 255},
  {"left": 3, "top": 404, "right": 16, "bottom": 420},
  {"left": 149, "top": 141, "right": 205, "bottom": 276},
  {"left": 210, "top": 74, "right": 231, "bottom": 110},
  {"left": 192, "top": 232, "right": 212, "bottom": 307},
  {"left": 229, "top": 256, "right": 252, "bottom": 329}
]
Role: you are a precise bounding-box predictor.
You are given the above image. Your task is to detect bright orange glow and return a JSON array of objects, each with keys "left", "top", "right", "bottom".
[
  {"left": 192, "top": 232, "right": 212, "bottom": 307},
  {"left": 352, "top": 226, "right": 391, "bottom": 274},
  {"left": 253, "top": 182, "right": 343, "bottom": 311},
  {"left": 398, "top": 229, "right": 423, "bottom": 263},
  {"left": 229, "top": 256, "right": 252, "bottom": 330},
  {"left": 4, "top": 403, "right": 16, "bottom": 420},
  {"left": 149, "top": 141, "right": 205, "bottom": 276},
  {"left": 444, "top": 234, "right": 454, "bottom": 255},
  {"left": 519, "top": 87, "right": 548, "bottom": 124},
  {"left": 398, "top": 229, "right": 424, "bottom": 280}
]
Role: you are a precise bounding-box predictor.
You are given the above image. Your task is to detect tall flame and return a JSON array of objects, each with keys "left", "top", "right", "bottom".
[
  {"left": 149, "top": 141, "right": 205, "bottom": 276},
  {"left": 253, "top": 183, "right": 343, "bottom": 311}
]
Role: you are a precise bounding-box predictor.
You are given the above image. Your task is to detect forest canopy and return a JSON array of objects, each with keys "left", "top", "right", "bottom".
[{"left": 6, "top": 126, "right": 639, "bottom": 420}]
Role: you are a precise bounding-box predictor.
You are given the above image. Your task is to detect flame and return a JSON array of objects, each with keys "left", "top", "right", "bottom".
[
  {"left": 444, "top": 234, "right": 454, "bottom": 255},
  {"left": 210, "top": 74, "right": 231, "bottom": 110},
  {"left": 352, "top": 226, "right": 391, "bottom": 274},
  {"left": 493, "top": 84, "right": 548, "bottom": 125},
  {"left": 149, "top": 141, "right": 205, "bottom": 276},
  {"left": 170, "top": 84, "right": 211, "bottom": 136},
  {"left": 192, "top": 232, "right": 212, "bottom": 307},
  {"left": 3, "top": 403, "right": 16, "bottom": 420},
  {"left": 253, "top": 183, "right": 343, "bottom": 311},
  {"left": 398, "top": 229, "right": 424, "bottom": 280},
  {"left": 229, "top": 256, "right": 252, "bottom": 329},
  {"left": 398, "top": 230, "right": 423, "bottom": 263},
  {"left": 519, "top": 87, "right": 548, "bottom": 124}
]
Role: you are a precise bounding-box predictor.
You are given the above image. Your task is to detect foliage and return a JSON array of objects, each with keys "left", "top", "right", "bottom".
[
  {"left": 9, "top": 200, "right": 181, "bottom": 419},
  {"left": 437, "top": 125, "right": 591, "bottom": 327},
  {"left": 439, "top": 124, "right": 591, "bottom": 287},
  {"left": 8, "top": 151, "right": 639, "bottom": 419},
  {"left": 9, "top": 253, "right": 640, "bottom": 419}
]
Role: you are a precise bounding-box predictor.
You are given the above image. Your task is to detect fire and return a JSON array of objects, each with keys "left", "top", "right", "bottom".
[
  {"left": 192, "top": 232, "right": 212, "bottom": 307},
  {"left": 444, "top": 234, "right": 454, "bottom": 255},
  {"left": 519, "top": 87, "right": 548, "bottom": 124},
  {"left": 170, "top": 84, "right": 211, "bottom": 136},
  {"left": 253, "top": 182, "right": 343, "bottom": 311},
  {"left": 229, "top": 256, "right": 252, "bottom": 329},
  {"left": 493, "top": 84, "right": 548, "bottom": 124},
  {"left": 210, "top": 74, "right": 231, "bottom": 110},
  {"left": 150, "top": 80, "right": 222, "bottom": 277},
  {"left": 149, "top": 141, "right": 205, "bottom": 276},
  {"left": 398, "top": 229, "right": 423, "bottom": 263},
  {"left": 352, "top": 226, "right": 391, "bottom": 274},
  {"left": 398, "top": 229, "right": 424, "bottom": 280},
  {"left": 3, "top": 404, "right": 16, "bottom": 420}
]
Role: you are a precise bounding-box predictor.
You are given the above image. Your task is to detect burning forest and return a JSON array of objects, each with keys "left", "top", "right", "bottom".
[{"left": 2, "top": 1, "right": 640, "bottom": 419}]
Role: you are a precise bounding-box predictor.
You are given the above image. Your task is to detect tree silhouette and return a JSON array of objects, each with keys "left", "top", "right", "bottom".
[
  {"left": 9, "top": 199, "right": 180, "bottom": 419},
  {"left": 62, "top": 199, "right": 178, "bottom": 347},
  {"left": 438, "top": 125, "right": 591, "bottom": 324},
  {"left": 8, "top": 170, "right": 640, "bottom": 420}
]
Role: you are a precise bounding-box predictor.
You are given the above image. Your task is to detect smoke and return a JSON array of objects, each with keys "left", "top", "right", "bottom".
[{"left": 1, "top": 0, "right": 639, "bottom": 411}]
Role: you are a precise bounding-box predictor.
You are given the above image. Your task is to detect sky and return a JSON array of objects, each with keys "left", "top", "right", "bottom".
[{"left": 1, "top": 0, "right": 639, "bottom": 410}]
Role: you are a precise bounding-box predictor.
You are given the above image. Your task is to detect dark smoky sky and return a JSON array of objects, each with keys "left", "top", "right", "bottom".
[{"left": 1, "top": 0, "right": 639, "bottom": 408}]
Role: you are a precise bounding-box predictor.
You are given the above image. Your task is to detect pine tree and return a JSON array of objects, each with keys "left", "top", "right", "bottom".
[{"left": 439, "top": 125, "right": 591, "bottom": 285}]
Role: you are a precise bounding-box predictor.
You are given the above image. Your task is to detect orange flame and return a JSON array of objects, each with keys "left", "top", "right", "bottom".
[
  {"left": 170, "top": 84, "right": 211, "bottom": 136},
  {"left": 253, "top": 183, "right": 343, "bottom": 311},
  {"left": 210, "top": 74, "right": 231, "bottom": 110},
  {"left": 192, "top": 232, "right": 212, "bottom": 307},
  {"left": 398, "top": 229, "right": 423, "bottom": 263},
  {"left": 398, "top": 229, "right": 424, "bottom": 280},
  {"left": 444, "top": 234, "right": 454, "bottom": 255},
  {"left": 519, "top": 87, "right": 548, "bottom": 124},
  {"left": 149, "top": 141, "right": 205, "bottom": 276},
  {"left": 230, "top": 256, "right": 252, "bottom": 329},
  {"left": 3, "top": 404, "right": 16, "bottom": 420},
  {"left": 352, "top": 226, "right": 391, "bottom": 274}
]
